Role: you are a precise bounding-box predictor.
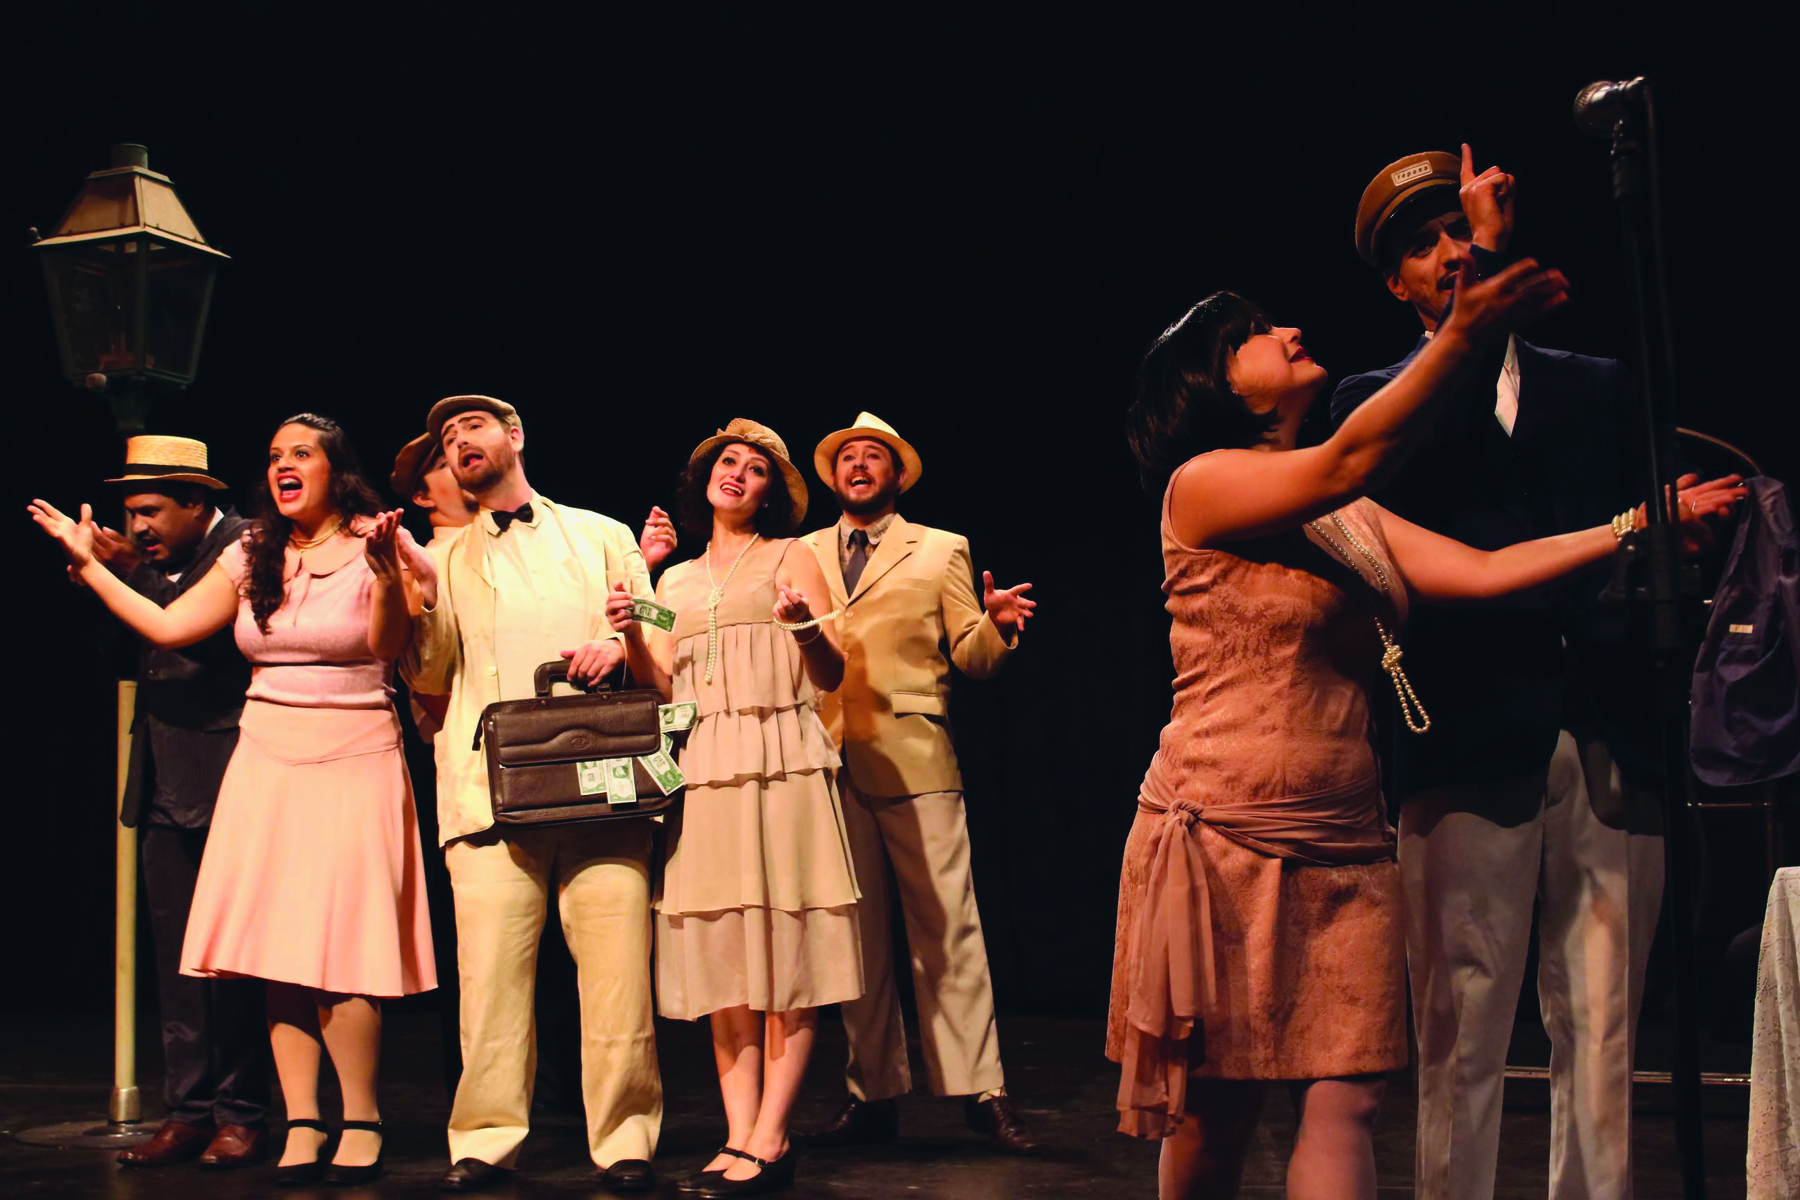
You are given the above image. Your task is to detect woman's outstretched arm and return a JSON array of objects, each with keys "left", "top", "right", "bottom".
[
  {"left": 29, "top": 499, "right": 239, "bottom": 648},
  {"left": 1376, "top": 473, "right": 1745, "bottom": 603},
  {"left": 1172, "top": 257, "right": 1568, "bottom": 549}
]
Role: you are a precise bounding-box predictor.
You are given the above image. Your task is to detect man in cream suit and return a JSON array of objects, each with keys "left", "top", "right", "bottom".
[
  {"left": 797, "top": 413, "right": 1039, "bottom": 1153},
  {"left": 402, "top": 396, "right": 661, "bottom": 1194}
]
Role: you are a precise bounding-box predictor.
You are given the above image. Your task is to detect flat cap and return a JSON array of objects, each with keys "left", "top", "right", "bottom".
[
  {"left": 1354, "top": 151, "right": 1461, "bottom": 266},
  {"left": 427, "top": 395, "right": 521, "bottom": 443}
]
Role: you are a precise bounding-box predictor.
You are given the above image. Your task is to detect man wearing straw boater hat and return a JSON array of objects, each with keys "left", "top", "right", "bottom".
[
  {"left": 399, "top": 396, "right": 662, "bottom": 1193},
  {"left": 83, "top": 436, "right": 271, "bottom": 1171},
  {"left": 796, "top": 413, "right": 1040, "bottom": 1154}
]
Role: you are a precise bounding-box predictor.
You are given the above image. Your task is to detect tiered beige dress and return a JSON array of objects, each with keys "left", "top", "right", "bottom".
[{"left": 652, "top": 537, "right": 863, "bottom": 1019}]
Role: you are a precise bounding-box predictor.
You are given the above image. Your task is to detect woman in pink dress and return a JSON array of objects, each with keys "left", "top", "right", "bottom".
[
  {"left": 31, "top": 413, "right": 437, "bottom": 1187},
  {"left": 1111, "top": 255, "right": 1744, "bottom": 1198}
]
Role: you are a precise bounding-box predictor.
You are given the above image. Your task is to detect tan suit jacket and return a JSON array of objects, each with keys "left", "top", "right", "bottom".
[
  {"left": 403, "top": 495, "right": 652, "bottom": 845},
  {"left": 800, "top": 516, "right": 1014, "bottom": 797}
]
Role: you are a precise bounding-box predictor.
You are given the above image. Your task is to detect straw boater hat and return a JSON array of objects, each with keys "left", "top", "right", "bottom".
[
  {"left": 1354, "top": 150, "right": 1462, "bottom": 266},
  {"left": 687, "top": 418, "right": 810, "bottom": 522},
  {"left": 813, "top": 411, "right": 923, "bottom": 492},
  {"left": 390, "top": 431, "right": 439, "bottom": 497},
  {"left": 425, "top": 394, "right": 521, "bottom": 444},
  {"left": 104, "top": 435, "right": 227, "bottom": 490}
]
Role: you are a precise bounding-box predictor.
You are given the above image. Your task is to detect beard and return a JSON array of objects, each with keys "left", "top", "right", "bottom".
[
  {"left": 453, "top": 441, "right": 517, "bottom": 495},
  {"left": 837, "top": 479, "right": 899, "bottom": 516}
]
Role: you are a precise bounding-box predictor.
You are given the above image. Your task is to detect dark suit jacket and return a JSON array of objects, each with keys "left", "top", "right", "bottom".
[
  {"left": 114, "top": 510, "right": 252, "bottom": 829},
  {"left": 1329, "top": 336, "right": 1641, "bottom": 795}
]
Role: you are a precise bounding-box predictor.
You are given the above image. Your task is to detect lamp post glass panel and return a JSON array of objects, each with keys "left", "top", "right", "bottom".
[{"left": 34, "top": 144, "right": 227, "bottom": 432}]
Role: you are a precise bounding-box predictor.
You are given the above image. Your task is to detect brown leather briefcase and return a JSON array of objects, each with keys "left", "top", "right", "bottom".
[{"left": 477, "top": 661, "right": 679, "bottom": 826}]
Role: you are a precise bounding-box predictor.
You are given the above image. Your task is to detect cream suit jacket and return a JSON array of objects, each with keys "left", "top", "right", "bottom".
[
  {"left": 403, "top": 495, "right": 652, "bottom": 845},
  {"left": 800, "top": 517, "right": 1014, "bottom": 797}
]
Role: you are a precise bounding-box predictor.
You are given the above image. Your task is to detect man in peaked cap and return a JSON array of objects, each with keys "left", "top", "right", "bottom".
[
  {"left": 1333, "top": 149, "right": 1666, "bottom": 1199},
  {"left": 795, "top": 413, "right": 1040, "bottom": 1154},
  {"left": 84, "top": 437, "right": 270, "bottom": 1171}
]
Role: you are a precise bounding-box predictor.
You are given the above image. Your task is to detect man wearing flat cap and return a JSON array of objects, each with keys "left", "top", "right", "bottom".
[
  {"left": 83, "top": 437, "right": 269, "bottom": 1171},
  {"left": 796, "top": 413, "right": 1040, "bottom": 1154},
  {"left": 400, "top": 396, "right": 662, "bottom": 1193},
  {"left": 1332, "top": 149, "right": 1662, "bottom": 1199}
]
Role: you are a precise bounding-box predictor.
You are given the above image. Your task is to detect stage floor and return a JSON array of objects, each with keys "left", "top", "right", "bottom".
[{"left": 0, "top": 1009, "right": 1752, "bottom": 1198}]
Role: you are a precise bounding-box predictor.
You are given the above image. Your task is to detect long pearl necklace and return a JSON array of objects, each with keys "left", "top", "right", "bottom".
[
  {"left": 1307, "top": 510, "right": 1431, "bottom": 734},
  {"left": 703, "top": 533, "right": 760, "bottom": 683}
]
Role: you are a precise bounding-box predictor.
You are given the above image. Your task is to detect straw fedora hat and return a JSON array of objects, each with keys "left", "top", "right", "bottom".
[
  {"left": 813, "top": 412, "right": 923, "bottom": 492},
  {"left": 105, "top": 435, "right": 227, "bottom": 490},
  {"left": 390, "top": 431, "right": 439, "bottom": 497},
  {"left": 687, "top": 418, "right": 810, "bottom": 523}
]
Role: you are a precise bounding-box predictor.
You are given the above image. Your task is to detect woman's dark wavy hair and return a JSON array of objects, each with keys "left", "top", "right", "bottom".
[
  {"left": 675, "top": 442, "right": 800, "bottom": 541},
  {"left": 1125, "top": 291, "right": 1283, "bottom": 496},
  {"left": 244, "top": 412, "right": 383, "bottom": 633}
]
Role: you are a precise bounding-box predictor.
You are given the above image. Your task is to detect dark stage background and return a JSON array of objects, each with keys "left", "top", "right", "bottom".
[{"left": 6, "top": 10, "right": 1791, "bottom": 1033}]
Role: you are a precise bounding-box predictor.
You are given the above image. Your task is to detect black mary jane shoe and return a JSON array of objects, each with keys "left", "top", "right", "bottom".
[
  {"left": 274, "top": 1118, "right": 330, "bottom": 1187},
  {"left": 676, "top": 1146, "right": 755, "bottom": 1194},
  {"left": 694, "top": 1146, "right": 797, "bottom": 1197},
  {"left": 323, "top": 1119, "right": 383, "bottom": 1186}
]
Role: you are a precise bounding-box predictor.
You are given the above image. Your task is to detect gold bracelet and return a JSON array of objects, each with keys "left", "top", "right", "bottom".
[{"left": 1611, "top": 509, "right": 1636, "bottom": 541}]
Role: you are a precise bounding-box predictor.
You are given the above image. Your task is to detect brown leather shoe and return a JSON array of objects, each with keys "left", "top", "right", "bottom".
[
  {"left": 792, "top": 1097, "right": 898, "bottom": 1148},
  {"left": 965, "top": 1094, "right": 1038, "bottom": 1153},
  {"left": 196, "top": 1123, "right": 269, "bottom": 1170},
  {"left": 117, "top": 1120, "right": 216, "bottom": 1168}
]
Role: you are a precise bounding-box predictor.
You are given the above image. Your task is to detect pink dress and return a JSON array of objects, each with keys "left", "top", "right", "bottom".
[
  {"left": 1107, "top": 484, "right": 1407, "bottom": 1119},
  {"left": 179, "top": 533, "right": 436, "bottom": 997}
]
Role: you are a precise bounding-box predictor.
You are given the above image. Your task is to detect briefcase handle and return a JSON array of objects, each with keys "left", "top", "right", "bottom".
[{"left": 532, "top": 659, "right": 625, "bottom": 697}]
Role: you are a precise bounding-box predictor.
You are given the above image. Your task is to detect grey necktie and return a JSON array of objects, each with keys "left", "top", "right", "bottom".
[{"left": 843, "top": 528, "right": 870, "bottom": 595}]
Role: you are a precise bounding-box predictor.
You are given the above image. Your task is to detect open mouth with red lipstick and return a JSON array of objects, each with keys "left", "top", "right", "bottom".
[
  {"left": 718, "top": 480, "right": 746, "bottom": 500},
  {"left": 275, "top": 474, "right": 304, "bottom": 503}
]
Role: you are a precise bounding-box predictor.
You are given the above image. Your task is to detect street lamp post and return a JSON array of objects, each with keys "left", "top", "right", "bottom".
[{"left": 19, "top": 144, "right": 226, "bottom": 1149}]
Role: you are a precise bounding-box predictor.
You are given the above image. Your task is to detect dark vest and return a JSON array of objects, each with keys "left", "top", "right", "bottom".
[{"left": 117, "top": 510, "right": 252, "bottom": 828}]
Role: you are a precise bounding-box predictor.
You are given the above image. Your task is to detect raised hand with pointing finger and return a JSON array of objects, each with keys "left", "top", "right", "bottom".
[{"left": 1460, "top": 142, "right": 1515, "bottom": 255}]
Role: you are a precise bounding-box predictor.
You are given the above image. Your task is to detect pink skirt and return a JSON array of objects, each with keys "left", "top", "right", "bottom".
[{"left": 180, "top": 700, "right": 437, "bottom": 997}]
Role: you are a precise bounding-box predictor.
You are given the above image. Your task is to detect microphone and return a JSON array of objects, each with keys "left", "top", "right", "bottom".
[{"left": 1574, "top": 77, "right": 1646, "bottom": 137}]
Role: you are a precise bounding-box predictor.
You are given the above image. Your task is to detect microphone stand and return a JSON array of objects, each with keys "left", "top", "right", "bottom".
[{"left": 1596, "top": 78, "right": 1707, "bottom": 1200}]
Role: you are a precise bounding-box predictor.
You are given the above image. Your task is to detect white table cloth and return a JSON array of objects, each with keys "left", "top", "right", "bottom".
[{"left": 1749, "top": 865, "right": 1799, "bottom": 1199}]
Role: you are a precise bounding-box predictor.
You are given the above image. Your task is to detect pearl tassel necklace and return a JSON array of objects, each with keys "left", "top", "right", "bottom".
[
  {"left": 703, "top": 534, "right": 760, "bottom": 684},
  {"left": 1308, "top": 510, "right": 1431, "bottom": 734}
]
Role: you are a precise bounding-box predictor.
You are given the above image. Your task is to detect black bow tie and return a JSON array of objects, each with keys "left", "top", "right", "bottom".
[{"left": 491, "top": 502, "right": 534, "bottom": 534}]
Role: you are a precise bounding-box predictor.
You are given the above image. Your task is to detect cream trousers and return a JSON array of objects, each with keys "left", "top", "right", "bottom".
[
  {"left": 444, "top": 821, "right": 662, "bottom": 1170},
  {"left": 838, "top": 774, "right": 1005, "bottom": 1101},
  {"left": 1402, "top": 731, "right": 1663, "bottom": 1200}
]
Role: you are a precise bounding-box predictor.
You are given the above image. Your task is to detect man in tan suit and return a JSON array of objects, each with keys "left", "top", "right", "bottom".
[
  {"left": 797, "top": 413, "right": 1039, "bottom": 1153},
  {"left": 402, "top": 396, "right": 661, "bottom": 1194}
]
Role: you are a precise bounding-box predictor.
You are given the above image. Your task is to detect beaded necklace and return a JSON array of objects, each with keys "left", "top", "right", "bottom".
[
  {"left": 703, "top": 533, "right": 760, "bottom": 683},
  {"left": 1307, "top": 510, "right": 1431, "bottom": 734}
]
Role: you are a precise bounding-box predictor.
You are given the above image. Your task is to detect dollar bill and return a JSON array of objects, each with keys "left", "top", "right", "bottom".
[
  {"left": 629, "top": 597, "right": 677, "bottom": 633},
  {"left": 658, "top": 701, "right": 698, "bottom": 732},
  {"left": 577, "top": 760, "right": 607, "bottom": 796},
  {"left": 605, "top": 757, "right": 638, "bottom": 806},
  {"left": 637, "top": 737, "right": 685, "bottom": 795}
]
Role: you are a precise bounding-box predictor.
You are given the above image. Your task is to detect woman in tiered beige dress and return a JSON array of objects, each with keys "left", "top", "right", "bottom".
[{"left": 611, "top": 418, "right": 857, "bottom": 1198}]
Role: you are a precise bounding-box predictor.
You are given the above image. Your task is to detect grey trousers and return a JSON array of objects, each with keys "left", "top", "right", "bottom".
[{"left": 1402, "top": 731, "right": 1664, "bottom": 1200}]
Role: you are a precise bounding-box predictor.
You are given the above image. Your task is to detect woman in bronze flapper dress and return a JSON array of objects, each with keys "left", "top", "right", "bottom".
[
  {"left": 1111, "top": 248, "right": 1742, "bottom": 1198},
  {"left": 610, "top": 418, "right": 858, "bottom": 1198}
]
